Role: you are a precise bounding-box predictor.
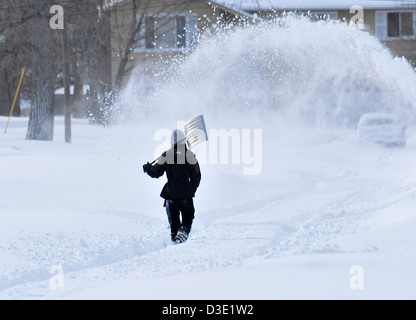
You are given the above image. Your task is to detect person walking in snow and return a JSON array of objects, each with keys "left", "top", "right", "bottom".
[{"left": 143, "top": 129, "right": 201, "bottom": 244}]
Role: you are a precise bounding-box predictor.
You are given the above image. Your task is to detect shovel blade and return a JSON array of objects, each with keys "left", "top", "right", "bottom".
[{"left": 184, "top": 115, "right": 208, "bottom": 150}]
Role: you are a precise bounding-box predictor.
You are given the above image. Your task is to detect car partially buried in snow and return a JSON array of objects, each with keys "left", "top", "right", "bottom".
[{"left": 357, "top": 113, "right": 406, "bottom": 147}]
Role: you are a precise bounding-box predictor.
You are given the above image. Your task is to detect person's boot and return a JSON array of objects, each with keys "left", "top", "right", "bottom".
[{"left": 175, "top": 226, "right": 190, "bottom": 244}]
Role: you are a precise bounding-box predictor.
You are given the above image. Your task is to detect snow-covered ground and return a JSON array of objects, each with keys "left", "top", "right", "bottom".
[
  {"left": 1, "top": 115, "right": 416, "bottom": 300},
  {"left": 2, "top": 16, "right": 416, "bottom": 300}
]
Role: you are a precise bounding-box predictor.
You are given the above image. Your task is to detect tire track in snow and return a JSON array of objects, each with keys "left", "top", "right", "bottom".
[{"left": 265, "top": 151, "right": 416, "bottom": 258}]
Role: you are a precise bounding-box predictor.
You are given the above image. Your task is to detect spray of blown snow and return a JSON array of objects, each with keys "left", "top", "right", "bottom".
[{"left": 116, "top": 15, "right": 416, "bottom": 128}]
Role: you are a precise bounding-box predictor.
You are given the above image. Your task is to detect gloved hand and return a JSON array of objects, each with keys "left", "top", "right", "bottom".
[{"left": 143, "top": 162, "right": 152, "bottom": 173}]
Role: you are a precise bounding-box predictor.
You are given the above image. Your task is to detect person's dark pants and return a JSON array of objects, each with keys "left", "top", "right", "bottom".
[{"left": 166, "top": 198, "right": 195, "bottom": 237}]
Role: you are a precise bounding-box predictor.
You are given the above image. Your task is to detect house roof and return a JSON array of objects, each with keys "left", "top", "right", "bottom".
[
  {"left": 213, "top": 0, "right": 416, "bottom": 11},
  {"left": 103, "top": 0, "right": 256, "bottom": 19},
  {"left": 208, "top": 1, "right": 257, "bottom": 19}
]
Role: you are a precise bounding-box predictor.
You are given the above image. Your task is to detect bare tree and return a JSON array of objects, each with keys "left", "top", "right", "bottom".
[
  {"left": 0, "top": 0, "right": 36, "bottom": 117},
  {"left": 0, "top": 0, "right": 61, "bottom": 140},
  {"left": 56, "top": 0, "right": 106, "bottom": 123},
  {"left": 111, "top": 0, "right": 149, "bottom": 96},
  {"left": 0, "top": 0, "right": 214, "bottom": 132},
  {"left": 25, "top": 0, "right": 59, "bottom": 141}
]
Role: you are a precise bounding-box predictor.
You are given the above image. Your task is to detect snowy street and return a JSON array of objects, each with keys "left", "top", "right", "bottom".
[{"left": 1, "top": 116, "right": 416, "bottom": 299}]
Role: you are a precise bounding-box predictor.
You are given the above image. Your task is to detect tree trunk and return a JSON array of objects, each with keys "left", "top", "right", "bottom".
[
  {"left": 0, "top": 70, "right": 8, "bottom": 116},
  {"left": 0, "top": 68, "right": 21, "bottom": 117},
  {"left": 26, "top": 16, "right": 55, "bottom": 141},
  {"left": 73, "top": 63, "right": 84, "bottom": 118},
  {"left": 26, "top": 60, "right": 54, "bottom": 141}
]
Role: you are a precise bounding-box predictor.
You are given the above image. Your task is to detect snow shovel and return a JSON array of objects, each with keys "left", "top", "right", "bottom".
[
  {"left": 184, "top": 114, "right": 208, "bottom": 150},
  {"left": 146, "top": 115, "right": 208, "bottom": 168}
]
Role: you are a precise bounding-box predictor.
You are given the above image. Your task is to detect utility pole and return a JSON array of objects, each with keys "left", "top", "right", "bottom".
[{"left": 62, "top": 12, "right": 71, "bottom": 143}]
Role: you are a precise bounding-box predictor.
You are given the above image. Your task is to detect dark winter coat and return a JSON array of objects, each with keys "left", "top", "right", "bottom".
[{"left": 147, "top": 144, "right": 201, "bottom": 200}]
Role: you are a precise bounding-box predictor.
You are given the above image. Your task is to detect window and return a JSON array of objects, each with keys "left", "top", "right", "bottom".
[
  {"left": 401, "top": 12, "right": 414, "bottom": 36},
  {"left": 387, "top": 12, "right": 400, "bottom": 37},
  {"left": 387, "top": 12, "right": 414, "bottom": 37},
  {"left": 367, "top": 118, "right": 394, "bottom": 126},
  {"left": 376, "top": 10, "right": 415, "bottom": 39},
  {"left": 176, "top": 16, "right": 186, "bottom": 48},
  {"left": 136, "top": 14, "right": 197, "bottom": 52}
]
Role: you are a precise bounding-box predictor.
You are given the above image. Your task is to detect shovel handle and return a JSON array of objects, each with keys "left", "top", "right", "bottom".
[{"left": 148, "top": 137, "right": 187, "bottom": 165}]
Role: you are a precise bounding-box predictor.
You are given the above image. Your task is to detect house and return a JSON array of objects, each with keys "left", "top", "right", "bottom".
[
  {"left": 106, "top": 0, "right": 253, "bottom": 91},
  {"left": 107, "top": 0, "right": 416, "bottom": 93},
  {"left": 214, "top": 0, "right": 416, "bottom": 66}
]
